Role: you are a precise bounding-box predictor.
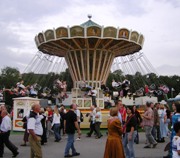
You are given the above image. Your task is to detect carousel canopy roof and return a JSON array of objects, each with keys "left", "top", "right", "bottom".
[{"left": 35, "top": 18, "right": 144, "bottom": 58}]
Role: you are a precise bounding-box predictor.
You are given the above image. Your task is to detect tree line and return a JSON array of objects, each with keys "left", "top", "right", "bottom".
[{"left": 0, "top": 66, "right": 180, "bottom": 106}]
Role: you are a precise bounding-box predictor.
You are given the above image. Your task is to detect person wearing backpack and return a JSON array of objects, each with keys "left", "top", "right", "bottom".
[{"left": 27, "top": 104, "right": 43, "bottom": 158}]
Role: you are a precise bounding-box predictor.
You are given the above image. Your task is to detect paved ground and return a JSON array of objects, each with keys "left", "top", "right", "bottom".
[{"left": 3, "top": 132, "right": 169, "bottom": 158}]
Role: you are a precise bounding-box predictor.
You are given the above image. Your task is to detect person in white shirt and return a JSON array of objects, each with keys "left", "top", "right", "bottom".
[
  {"left": 91, "top": 87, "right": 97, "bottom": 106},
  {"left": 95, "top": 107, "right": 103, "bottom": 139},
  {"left": 87, "top": 105, "right": 97, "bottom": 137},
  {"left": 16, "top": 80, "right": 25, "bottom": 89},
  {"left": 27, "top": 104, "right": 43, "bottom": 158},
  {"left": 59, "top": 105, "right": 66, "bottom": 135},
  {"left": 158, "top": 104, "right": 167, "bottom": 142},
  {"left": 112, "top": 79, "right": 121, "bottom": 88},
  {"left": 104, "top": 94, "right": 111, "bottom": 109},
  {"left": 121, "top": 79, "right": 130, "bottom": 97},
  {"left": 172, "top": 122, "right": 180, "bottom": 158},
  {"left": 51, "top": 105, "right": 61, "bottom": 142},
  {"left": 0, "top": 110, "right": 19, "bottom": 157},
  {"left": 75, "top": 107, "right": 81, "bottom": 141},
  {"left": 115, "top": 101, "right": 123, "bottom": 123},
  {"left": 75, "top": 109, "right": 81, "bottom": 126}
]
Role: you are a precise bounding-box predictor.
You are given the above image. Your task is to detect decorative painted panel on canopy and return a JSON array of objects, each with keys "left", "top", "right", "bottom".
[
  {"left": 138, "top": 35, "right": 144, "bottom": 45},
  {"left": 35, "top": 36, "right": 39, "bottom": 46},
  {"left": 87, "top": 26, "right": 101, "bottom": 37},
  {"left": 56, "top": 27, "right": 68, "bottom": 38},
  {"left": 70, "top": 26, "right": 84, "bottom": 37},
  {"left": 119, "top": 29, "right": 130, "bottom": 39},
  {"left": 130, "top": 31, "right": 139, "bottom": 42},
  {"left": 38, "top": 33, "right": 45, "bottom": 43},
  {"left": 45, "top": 30, "right": 54, "bottom": 41},
  {"left": 103, "top": 27, "right": 117, "bottom": 38}
]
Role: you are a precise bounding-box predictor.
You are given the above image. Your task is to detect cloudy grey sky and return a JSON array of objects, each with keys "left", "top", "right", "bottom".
[{"left": 0, "top": 0, "right": 180, "bottom": 75}]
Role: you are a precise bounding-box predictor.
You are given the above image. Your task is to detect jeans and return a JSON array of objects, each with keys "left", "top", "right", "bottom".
[
  {"left": 123, "top": 131, "right": 137, "bottom": 158},
  {"left": 152, "top": 125, "right": 160, "bottom": 140},
  {"left": 46, "top": 120, "right": 53, "bottom": 138},
  {"left": 144, "top": 126, "right": 157, "bottom": 146},
  {"left": 64, "top": 134, "right": 76, "bottom": 156},
  {"left": 151, "top": 125, "right": 157, "bottom": 140},
  {"left": 156, "top": 125, "right": 161, "bottom": 140},
  {"left": 134, "top": 126, "right": 139, "bottom": 144},
  {"left": 53, "top": 124, "right": 61, "bottom": 141}
]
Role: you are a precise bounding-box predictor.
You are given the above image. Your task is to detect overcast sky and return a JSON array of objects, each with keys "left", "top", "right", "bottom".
[{"left": 0, "top": 0, "right": 180, "bottom": 75}]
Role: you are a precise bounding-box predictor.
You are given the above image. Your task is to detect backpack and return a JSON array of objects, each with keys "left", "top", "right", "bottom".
[
  {"left": 22, "top": 116, "right": 27, "bottom": 129},
  {"left": 80, "top": 112, "right": 84, "bottom": 122}
]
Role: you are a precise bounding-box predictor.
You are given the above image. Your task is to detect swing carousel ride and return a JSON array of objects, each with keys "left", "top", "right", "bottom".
[
  {"left": 1, "top": 16, "right": 170, "bottom": 109},
  {"left": 32, "top": 15, "right": 146, "bottom": 108}
]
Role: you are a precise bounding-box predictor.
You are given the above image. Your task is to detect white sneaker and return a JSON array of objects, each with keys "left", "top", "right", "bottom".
[{"left": 76, "top": 138, "right": 81, "bottom": 141}]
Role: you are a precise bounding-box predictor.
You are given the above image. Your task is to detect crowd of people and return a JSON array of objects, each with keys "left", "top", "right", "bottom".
[
  {"left": 103, "top": 101, "right": 180, "bottom": 158},
  {"left": 0, "top": 100, "right": 180, "bottom": 158},
  {"left": 110, "top": 79, "right": 170, "bottom": 100},
  {"left": 0, "top": 78, "right": 171, "bottom": 114},
  {"left": 137, "top": 84, "right": 169, "bottom": 98},
  {"left": 0, "top": 79, "right": 68, "bottom": 103},
  {"left": 77, "top": 79, "right": 171, "bottom": 110},
  {"left": 53, "top": 79, "right": 68, "bottom": 101}
]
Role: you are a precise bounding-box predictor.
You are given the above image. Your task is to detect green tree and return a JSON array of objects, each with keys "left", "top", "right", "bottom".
[
  {"left": 106, "top": 72, "right": 115, "bottom": 90},
  {"left": 0, "top": 66, "right": 20, "bottom": 88}
]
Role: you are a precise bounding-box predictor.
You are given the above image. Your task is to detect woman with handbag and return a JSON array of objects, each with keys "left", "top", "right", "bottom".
[{"left": 123, "top": 106, "right": 137, "bottom": 158}]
